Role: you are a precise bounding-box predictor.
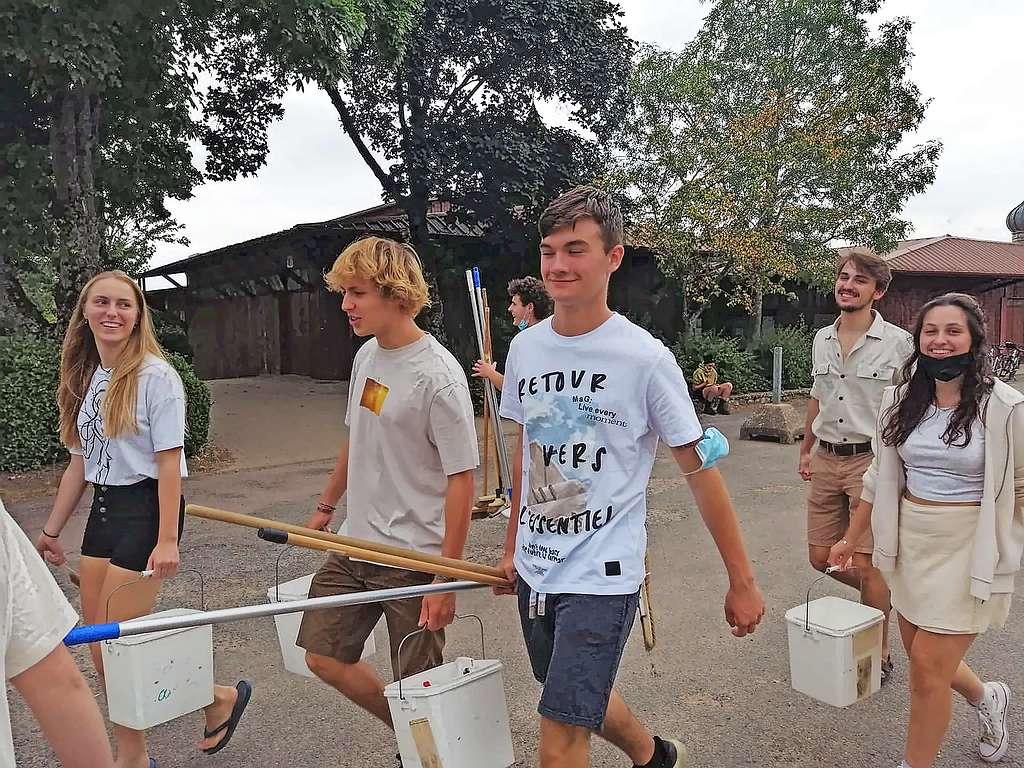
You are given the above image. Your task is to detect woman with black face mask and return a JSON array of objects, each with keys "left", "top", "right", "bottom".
[{"left": 828, "top": 293, "right": 1024, "bottom": 768}]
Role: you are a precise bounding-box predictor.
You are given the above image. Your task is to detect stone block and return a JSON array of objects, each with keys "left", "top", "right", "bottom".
[{"left": 739, "top": 402, "right": 805, "bottom": 445}]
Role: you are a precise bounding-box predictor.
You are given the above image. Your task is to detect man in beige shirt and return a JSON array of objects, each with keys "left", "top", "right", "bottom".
[{"left": 799, "top": 249, "right": 914, "bottom": 681}]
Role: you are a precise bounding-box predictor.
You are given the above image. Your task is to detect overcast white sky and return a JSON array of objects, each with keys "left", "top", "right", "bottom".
[{"left": 151, "top": 0, "right": 1024, "bottom": 269}]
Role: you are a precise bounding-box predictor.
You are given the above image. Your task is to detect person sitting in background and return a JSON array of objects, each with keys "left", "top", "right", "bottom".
[
  {"left": 692, "top": 355, "right": 733, "bottom": 415},
  {"left": 472, "top": 276, "right": 552, "bottom": 390},
  {"left": 2, "top": 498, "right": 115, "bottom": 768}
]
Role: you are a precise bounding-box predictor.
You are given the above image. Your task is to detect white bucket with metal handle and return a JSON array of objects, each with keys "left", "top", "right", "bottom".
[
  {"left": 384, "top": 616, "right": 514, "bottom": 768},
  {"left": 785, "top": 574, "right": 884, "bottom": 708}
]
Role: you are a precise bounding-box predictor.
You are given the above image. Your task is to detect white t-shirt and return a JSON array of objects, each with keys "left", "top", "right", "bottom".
[
  {"left": 1, "top": 499, "right": 80, "bottom": 768},
  {"left": 343, "top": 335, "right": 479, "bottom": 555},
  {"left": 898, "top": 407, "right": 986, "bottom": 502},
  {"left": 499, "top": 314, "right": 703, "bottom": 595},
  {"left": 68, "top": 355, "right": 188, "bottom": 485}
]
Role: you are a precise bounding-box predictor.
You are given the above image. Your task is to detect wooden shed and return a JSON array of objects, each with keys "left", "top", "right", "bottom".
[{"left": 141, "top": 202, "right": 486, "bottom": 381}]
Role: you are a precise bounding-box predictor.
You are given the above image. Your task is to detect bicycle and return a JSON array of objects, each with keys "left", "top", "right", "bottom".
[{"left": 988, "top": 341, "right": 1022, "bottom": 381}]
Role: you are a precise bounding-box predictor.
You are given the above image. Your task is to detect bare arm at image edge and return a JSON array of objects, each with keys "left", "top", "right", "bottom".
[{"left": 11, "top": 646, "right": 114, "bottom": 768}]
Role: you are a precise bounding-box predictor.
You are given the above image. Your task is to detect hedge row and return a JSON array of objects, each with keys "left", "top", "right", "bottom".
[{"left": 0, "top": 334, "right": 212, "bottom": 472}]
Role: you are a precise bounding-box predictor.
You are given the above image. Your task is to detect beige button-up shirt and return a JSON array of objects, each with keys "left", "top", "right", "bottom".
[{"left": 810, "top": 311, "right": 914, "bottom": 446}]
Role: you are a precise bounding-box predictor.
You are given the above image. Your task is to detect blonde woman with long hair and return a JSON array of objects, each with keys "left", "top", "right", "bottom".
[{"left": 35, "top": 271, "right": 251, "bottom": 767}]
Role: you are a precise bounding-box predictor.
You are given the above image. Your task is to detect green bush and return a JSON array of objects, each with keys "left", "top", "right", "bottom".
[
  {"left": 152, "top": 310, "right": 193, "bottom": 362},
  {"left": 671, "top": 331, "right": 769, "bottom": 395},
  {"left": 0, "top": 334, "right": 63, "bottom": 471},
  {"left": 167, "top": 352, "right": 212, "bottom": 457},
  {"left": 0, "top": 334, "right": 212, "bottom": 471},
  {"left": 751, "top": 324, "right": 815, "bottom": 390}
]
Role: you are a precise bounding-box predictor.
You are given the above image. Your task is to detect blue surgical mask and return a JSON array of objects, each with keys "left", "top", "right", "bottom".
[
  {"left": 516, "top": 318, "right": 528, "bottom": 331},
  {"left": 684, "top": 427, "right": 730, "bottom": 475}
]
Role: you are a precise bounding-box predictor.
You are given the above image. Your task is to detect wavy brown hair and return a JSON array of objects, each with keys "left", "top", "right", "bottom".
[
  {"left": 58, "top": 271, "right": 166, "bottom": 447},
  {"left": 881, "top": 293, "right": 993, "bottom": 448},
  {"left": 507, "top": 276, "right": 552, "bottom": 320}
]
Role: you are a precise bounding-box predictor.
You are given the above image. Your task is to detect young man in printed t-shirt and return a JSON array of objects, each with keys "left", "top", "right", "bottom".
[
  {"left": 296, "top": 237, "right": 479, "bottom": 755},
  {"left": 496, "top": 186, "right": 766, "bottom": 768}
]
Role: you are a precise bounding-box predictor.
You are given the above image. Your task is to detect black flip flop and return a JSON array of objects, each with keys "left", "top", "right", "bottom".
[{"left": 202, "top": 680, "right": 253, "bottom": 755}]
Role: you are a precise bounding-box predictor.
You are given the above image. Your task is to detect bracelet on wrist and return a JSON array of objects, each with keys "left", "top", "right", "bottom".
[
  {"left": 316, "top": 501, "right": 336, "bottom": 513},
  {"left": 42, "top": 528, "right": 59, "bottom": 539},
  {"left": 432, "top": 574, "right": 456, "bottom": 584}
]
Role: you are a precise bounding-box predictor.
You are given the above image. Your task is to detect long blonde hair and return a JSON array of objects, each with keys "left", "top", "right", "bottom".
[{"left": 58, "top": 271, "right": 166, "bottom": 447}]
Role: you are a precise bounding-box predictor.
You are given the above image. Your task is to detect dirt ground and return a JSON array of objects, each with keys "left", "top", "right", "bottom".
[{"left": 6, "top": 376, "right": 1023, "bottom": 767}]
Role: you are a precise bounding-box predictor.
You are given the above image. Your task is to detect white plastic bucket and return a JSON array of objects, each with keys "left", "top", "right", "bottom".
[
  {"left": 266, "top": 573, "right": 377, "bottom": 677},
  {"left": 384, "top": 656, "right": 515, "bottom": 768},
  {"left": 784, "top": 595, "right": 884, "bottom": 707},
  {"left": 102, "top": 608, "right": 214, "bottom": 729}
]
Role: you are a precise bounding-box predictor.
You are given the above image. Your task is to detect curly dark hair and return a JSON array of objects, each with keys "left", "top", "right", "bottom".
[
  {"left": 881, "top": 293, "right": 994, "bottom": 448},
  {"left": 507, "top": 276, "right": 552, "bottom": 320}
]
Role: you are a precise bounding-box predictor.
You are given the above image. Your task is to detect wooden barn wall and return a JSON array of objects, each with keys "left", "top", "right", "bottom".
[
  {"left": 874, "top": 275, "right": 1024, "bottom": 345},
  {"left": 186, "top": 287, "right": 353, "bottom": 381}
]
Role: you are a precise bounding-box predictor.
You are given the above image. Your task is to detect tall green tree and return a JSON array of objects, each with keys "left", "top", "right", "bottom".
[
  {"left": 614, "top": 0, "right": 941, "bottom": 337},
  {"left": 0, "top": 0, "right": 417, "bottom": 333},
  {"left": 228, "top": 0, "right": 633, "bottom": 262}
]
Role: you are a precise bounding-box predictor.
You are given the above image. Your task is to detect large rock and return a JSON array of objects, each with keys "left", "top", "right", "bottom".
[{"left": 739, "top": 402, "right": 805, "bottom": 445}]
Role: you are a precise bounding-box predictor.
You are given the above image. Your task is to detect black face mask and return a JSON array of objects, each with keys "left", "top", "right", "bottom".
[{"left": 918, "top": 352, "right": 972, "bottom": 382}]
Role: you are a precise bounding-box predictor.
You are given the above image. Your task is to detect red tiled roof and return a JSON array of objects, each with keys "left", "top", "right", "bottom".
[{"left": 839, "top": 236, "right": 1024, "bottom": 277}]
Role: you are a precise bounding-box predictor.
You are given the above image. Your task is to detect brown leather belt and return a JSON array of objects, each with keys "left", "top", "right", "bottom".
[{"left": 819, "top": 440, "right": 872, "bottom": 457}]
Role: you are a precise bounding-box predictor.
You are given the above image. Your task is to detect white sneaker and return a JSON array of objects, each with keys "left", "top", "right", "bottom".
[{"left": 977, "top": 681, "right": 1011, "bottom": 762}]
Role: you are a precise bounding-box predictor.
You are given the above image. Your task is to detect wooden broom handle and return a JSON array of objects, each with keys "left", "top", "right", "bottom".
[
  {"left": 264, "top": 529, "right": 511, "bottom": 588},
  {"left": 185, "top": 504, "right": 506, "bottom": 579}
]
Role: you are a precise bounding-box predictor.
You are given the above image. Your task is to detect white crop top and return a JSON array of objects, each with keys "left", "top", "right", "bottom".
[{"left": 897, "top": 407, "right": 984, "bottom": 503}]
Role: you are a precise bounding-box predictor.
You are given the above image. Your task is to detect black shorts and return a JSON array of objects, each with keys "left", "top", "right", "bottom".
[{"left": 80, "top": 478, "right": 185, "bottom": 572}]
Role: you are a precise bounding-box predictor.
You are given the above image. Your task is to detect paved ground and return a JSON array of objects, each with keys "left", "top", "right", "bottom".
[{"left": 7, "top": 378, "right": 1024, "bottom": 767}]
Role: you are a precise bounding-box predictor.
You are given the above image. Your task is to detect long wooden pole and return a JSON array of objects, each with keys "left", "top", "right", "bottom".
[
  {"left": 481, "top": 293, "right": 492, "bottom": 494},
  {"left": 258, "top": 528, "right": 510, "bottom": 588},
  {"left": 185, "top": 504, "right": 506, "bottom": 579}
]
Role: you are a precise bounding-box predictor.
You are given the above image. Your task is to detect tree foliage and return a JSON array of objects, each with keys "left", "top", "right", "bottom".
[
  {"left": 0, "top": 0, "right": 415, "bottom": 333},
  {"left": 227, "top": 0, "right": 634, "bottom": 259},
  {"left": 614, "top": 0, "right": 941, "bottom": 335}
]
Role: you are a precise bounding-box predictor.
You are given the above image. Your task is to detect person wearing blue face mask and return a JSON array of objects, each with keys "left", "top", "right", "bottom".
[
  {"left": 830, "top": 293, "right": 1024, "bottom": 768},
  {"left": 473, "top": 276, "right": 552, "bottom": 389}
]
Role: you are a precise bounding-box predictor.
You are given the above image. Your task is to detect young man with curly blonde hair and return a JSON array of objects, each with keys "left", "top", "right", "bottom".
[{"left": 296, "top": 237, "right": 478, "bottom": 759}]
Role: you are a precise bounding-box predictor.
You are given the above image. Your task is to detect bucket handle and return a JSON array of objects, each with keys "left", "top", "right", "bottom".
[
  {"left": 397, "top": 613, "right": 486, "bottom": 702},
  {"left": 103, "top": 568, "right": 205, "bottom": 624},
  {"left": 804, "top": 565, "right": 859, "bottom": 632},
  {"left": 273, "top": 543, "right": 310, "bottom": 602}
]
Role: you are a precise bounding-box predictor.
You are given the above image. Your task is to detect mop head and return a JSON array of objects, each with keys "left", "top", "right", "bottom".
[{"left": 639, "top": 553, "right": 656, "bottom": 651}]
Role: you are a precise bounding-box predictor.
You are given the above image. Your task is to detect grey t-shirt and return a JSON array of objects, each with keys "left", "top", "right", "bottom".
[
  {"left": 69, "top": 355, "right": 189, "bottom": 485},
  {"left": 343, "top": 334, "right": 478, "bottom": 555}
]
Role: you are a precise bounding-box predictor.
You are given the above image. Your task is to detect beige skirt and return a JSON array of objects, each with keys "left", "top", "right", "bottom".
[{"left": 887, "top": 497, "right": 1012, "bottom": 635}]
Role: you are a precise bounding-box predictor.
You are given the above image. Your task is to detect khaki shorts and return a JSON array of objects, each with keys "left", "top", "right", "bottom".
[
  {"left": 807, "top": 450, "right": 874, "bottom": 554},
  {"left": 296, "top": 553, "right": 444, "bottom": 679}
]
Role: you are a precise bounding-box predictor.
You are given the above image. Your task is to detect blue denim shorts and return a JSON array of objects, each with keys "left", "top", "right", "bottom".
[{"left": 517, "top": 585, "right": 639, "bottom": 730}]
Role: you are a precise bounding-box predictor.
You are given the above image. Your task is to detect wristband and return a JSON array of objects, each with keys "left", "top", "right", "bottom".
[
  {"left": 432, "top": 574, "right": 456, "bottom": 584},
  {"left": 42, "top": 529, "right": 59, "bottom": 539},
  {"left": 316, "top": 501, "right": 336, "bottom": 514}
]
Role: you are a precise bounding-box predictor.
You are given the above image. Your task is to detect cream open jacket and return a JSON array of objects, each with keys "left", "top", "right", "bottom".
[{"left": 860, "top": 378, "right": 1024, "bottom": 600}]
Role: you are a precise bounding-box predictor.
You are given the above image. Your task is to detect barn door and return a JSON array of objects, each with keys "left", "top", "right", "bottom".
[{"left": 1000, "top": 297, "right": 1024, "bottom": 345}]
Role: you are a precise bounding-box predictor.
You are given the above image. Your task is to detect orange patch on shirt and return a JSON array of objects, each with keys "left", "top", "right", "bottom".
[{"left": 359, "top": 378, "right": 389, "bottom": 415}]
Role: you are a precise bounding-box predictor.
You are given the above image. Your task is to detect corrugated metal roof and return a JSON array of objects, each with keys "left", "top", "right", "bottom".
[{"left": 838, "top": 236, "right": 1024, "bottom": 277}]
